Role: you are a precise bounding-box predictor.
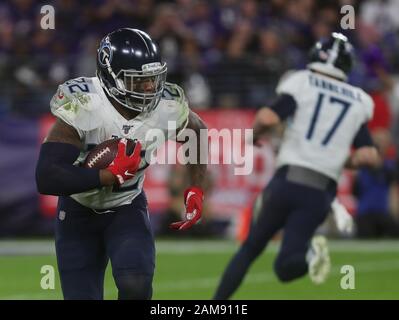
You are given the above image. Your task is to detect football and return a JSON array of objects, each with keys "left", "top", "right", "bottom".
[{"left": 82, "top": 138, "right": 136, "bottom": 169}]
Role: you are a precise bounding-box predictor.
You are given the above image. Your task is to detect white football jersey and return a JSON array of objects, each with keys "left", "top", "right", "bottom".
[
  {"left": 50, "top": 76, "right": 189, "bottom": 210},
  {"left": 275, "top": 69, "right": 374, "bottom": 181}
]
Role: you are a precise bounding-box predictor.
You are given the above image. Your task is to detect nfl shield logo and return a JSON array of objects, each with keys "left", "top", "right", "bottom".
[
  {"left": 122, "top": 125, "right": 134, "bottom": 134},
  {"left": 59, "top": 210, "right": 66, "bottom": 221}
]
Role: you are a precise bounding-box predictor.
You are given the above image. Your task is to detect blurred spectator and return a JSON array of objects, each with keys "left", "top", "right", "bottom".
[
  {"left": 180, "top": 33, "right": 212, "bottom": 109},
  {"left": 148, "top": 3, "right": 193, "bottom": 84},
  {"left": 354, "top": 20, "right": 396, "bottom": 137},
  {"left": 131, "top": 0, "right": 156, "bottom": 31},
  {"left": 248, "top": 27, "right": 289, "bottom": 107},
  {"left": 209, "top": 20, "right": 254, "bottom": 108},
  {"left": 93, "top": 0, "right": 140, "bottom": 35},
  {"left": 353, "top": 129, "right": 399, "bottom": 238},
  {"left": 186, "top": 0, "right": 216, "bottom": 52},
  {"left": 213, "top": 0, "right": 240, "bottom": 40},
  {"left": 282, "top": 0, "right": 315, "bottom": 50},
  {"left": 9, "top": 0, "right": 37, "bottom": 38},
  {"left": 74, "top": 34, "right": 98, "bottom": 78},
  {"left": 360, "top": 0, "right": 399, "bottom": 35}
]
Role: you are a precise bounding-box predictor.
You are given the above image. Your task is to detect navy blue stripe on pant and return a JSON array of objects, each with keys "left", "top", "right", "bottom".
[
  {"left": 55, "top": 192, "right": 155, "bottom": 300},
  {"left": 214, "top": 166, "right": 336, "bottom": 299}
]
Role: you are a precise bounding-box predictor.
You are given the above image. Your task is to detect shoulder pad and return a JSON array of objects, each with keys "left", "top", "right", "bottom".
[
  {"left": 50, "top": 78, "right": 103, "bottom": 132},
  {"left": 157, "top": 83, "right": 189, "bottom": 131},
  {"left": 360, "top": 90, "right": 375, "bottom": 121}
]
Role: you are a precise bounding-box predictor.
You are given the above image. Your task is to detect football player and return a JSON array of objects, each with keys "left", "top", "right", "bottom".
[
  {"left": 35, "top": 28, "right": 207, "bottom": 300},
  {"left": 213, "top": 33, "right": 380, "bottom": 299}
]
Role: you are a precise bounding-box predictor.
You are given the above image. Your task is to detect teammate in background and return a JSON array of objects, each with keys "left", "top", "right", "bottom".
[
  {"left": 214, "top": 33, "right": 380, "bottom": 299},
  {"left": 35, "top": 28, "right": 207, "bottom": 300}
]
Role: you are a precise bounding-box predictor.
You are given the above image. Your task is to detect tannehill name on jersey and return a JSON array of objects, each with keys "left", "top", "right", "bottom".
[{"left": 308, "top": 73, "right": 363, "bottom": 102}]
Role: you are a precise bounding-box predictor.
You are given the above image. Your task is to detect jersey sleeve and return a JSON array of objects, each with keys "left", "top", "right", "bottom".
[
  {"left": 268, "top": 94, "right": 297, "bottom": 120},
  {"left": 361, "top": 91, "right": 375, "bottom": 122},
  {"left": 50, "top": 79, "right": 103, "bottom": 139},
  {"left": 162, "top": 83, "right": 190, "bottom": 140}
]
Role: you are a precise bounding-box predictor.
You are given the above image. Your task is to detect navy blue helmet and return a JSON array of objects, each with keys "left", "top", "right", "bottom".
[
  {"left": 96, "top": 28, "right": 167, "bottom": 112},
  {"left": 308, "top": 32, "right": 354, "bottom": 81}
]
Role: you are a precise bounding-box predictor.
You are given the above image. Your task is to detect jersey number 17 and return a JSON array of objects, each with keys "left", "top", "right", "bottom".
[{"left": 306, "top": 93, "right": 351, "bottom": 146}]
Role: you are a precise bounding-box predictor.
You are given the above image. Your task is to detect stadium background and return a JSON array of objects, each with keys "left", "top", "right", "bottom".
[{"left": 0, "top": 0, "right": 399, "bottom": 299}]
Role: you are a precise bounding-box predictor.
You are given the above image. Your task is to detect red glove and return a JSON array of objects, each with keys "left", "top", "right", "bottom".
[
  {"left": 107, "top": 139, "right": 142, "bottom": 185},
  {"left": 170, "top": 187, "right": 204, "bottom": 230}
]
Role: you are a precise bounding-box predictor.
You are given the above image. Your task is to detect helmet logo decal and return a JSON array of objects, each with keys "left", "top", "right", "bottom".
[
  {"left": 98, "top": 37, "right": 113, "bottom": 67},
  {"left": 142, "top": 62, "right": 162, "bottom": 72}
]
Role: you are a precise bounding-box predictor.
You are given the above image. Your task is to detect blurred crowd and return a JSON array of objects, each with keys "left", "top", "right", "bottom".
[
  {"left": 1, "top": 0, "right": 399, "bottom": 238},
  {"left": 0, "top": 0, "right": 398, "bottom": 114}
]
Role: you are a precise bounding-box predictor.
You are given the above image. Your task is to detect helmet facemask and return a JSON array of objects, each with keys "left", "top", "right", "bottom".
[
  {"left": 114, "top": 64, "right": 167, "bottom": 112},
  {"left": 100, "top": 60, "right": 167, "bottom": 113}
]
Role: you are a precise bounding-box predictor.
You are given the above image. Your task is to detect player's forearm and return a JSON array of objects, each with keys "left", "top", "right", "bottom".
[
  {"left": 35, "top": 142, "right": 113, "bottom": 196},
  {"left": 344, "top": 157, "right": 356, "bottom": 170},
  {"left": 254, "top": 108, "right": 279, "bottom": 129},
  {"left": 344, "top": 155, "right": 362, "bottom": 170},
  {"left": 253, "top": 122, "right": 274, "bottom": 144},
  {"left": 183, "top": 110, "right": 208, "bottom": 189},
  {"left": 253, "top": 108, "right": 281, "bottom": 145},
  {"left": 187, "top": 163, "right": 207, "bottom": 190}
]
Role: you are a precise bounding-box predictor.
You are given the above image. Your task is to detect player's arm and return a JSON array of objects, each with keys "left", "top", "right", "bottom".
[
  {"left": 345, "top": 123, "right": 381, "bottom": 169},
  {"left": 183, "top": 110, "right": 208, "bottom": 189},
  {"left": 170, "top": 110, "right": 208, "bottom": 230},
  {"left": 253, "top": 94, "right": 296, "bottom": 146},
  {"left": 35, "top": 118, "right": 118, "bottom": 196}
]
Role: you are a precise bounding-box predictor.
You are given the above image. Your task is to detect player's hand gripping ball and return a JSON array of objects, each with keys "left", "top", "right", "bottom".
[{"left": 83, "top": 138, "right": 141, "bottom": 185}]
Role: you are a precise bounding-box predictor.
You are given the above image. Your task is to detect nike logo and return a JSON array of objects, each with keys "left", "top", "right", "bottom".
[
  {"left": 124, "top": 170, "right": 135, "bottom": 177},
  {"left": 186, "top": 191, "right": 196, "bottom": 202}
]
